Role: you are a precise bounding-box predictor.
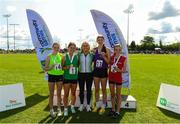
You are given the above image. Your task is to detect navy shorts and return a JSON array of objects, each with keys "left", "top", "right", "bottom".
[
  {"left": 48, "top": 74, "right": 63, "bottom": 83},
  {"left": 93, "top": 68, "right": 108, "bottom": 78}
]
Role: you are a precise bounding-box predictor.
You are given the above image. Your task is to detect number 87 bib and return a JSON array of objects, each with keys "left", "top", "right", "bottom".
[{"left": 96, "top": 60, "right": 103, "bottom": 68}]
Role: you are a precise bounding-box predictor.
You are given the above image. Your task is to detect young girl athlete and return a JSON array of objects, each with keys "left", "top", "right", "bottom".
[{"left": 108, "top": 44, "right": 126, "bottom": 119}]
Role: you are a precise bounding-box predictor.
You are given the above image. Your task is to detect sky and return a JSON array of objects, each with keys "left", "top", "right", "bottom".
[{"left": 1, "top": 0, "right": 180, "bottom": 49}]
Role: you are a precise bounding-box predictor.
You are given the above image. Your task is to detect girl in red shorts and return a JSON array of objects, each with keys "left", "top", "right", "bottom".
[{"left": 108, "top": 44, "right": 126, "bottom": 119}]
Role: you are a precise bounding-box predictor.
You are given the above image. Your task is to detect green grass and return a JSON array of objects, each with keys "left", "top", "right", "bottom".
[{"left": 0, "top": 54, "right": 180, "bottom": 123}]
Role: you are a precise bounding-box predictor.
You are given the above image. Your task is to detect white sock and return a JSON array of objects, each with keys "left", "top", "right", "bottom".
[
  {"left": 96, "top": 102, "right": 99, "bottom": 108},
  {"left": 101, "top": 104, "right": 105, "bottom": 109}
]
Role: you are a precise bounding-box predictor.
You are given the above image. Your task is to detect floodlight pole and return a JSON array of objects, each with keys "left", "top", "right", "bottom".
[
  {"left": 10, "top": 24, "right": 19, "bottom": 50},
  {"left": 123, "top": 5, "right": 134, "bottom": 95},
  {"left": 3, "top": 14, "right": 11, "bottom": 52},
  {"left": 124, "top": 7, "right": 134, "bottom": 47}
]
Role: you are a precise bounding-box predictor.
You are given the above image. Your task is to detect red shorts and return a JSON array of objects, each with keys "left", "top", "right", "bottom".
[{"left": 109, "top": 81, "right": 122, "bottom": 86}]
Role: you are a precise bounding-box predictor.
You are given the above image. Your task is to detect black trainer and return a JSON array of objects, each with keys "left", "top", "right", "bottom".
[
  {"left": 112, "top": 112, "right": 120, "bottom": 119},
  {"left": 105, "top": 102, "right": 108, "bottom": 108},
  {"left": 108, "top": 109, "right": 115, "bottom": 116}
]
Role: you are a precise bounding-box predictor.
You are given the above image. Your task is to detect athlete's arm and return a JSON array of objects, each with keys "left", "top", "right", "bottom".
[
  {"left": 44, "top": 55, "right": 54, "bottom": 71},
  {"left": 122, "top": 59, "right": 127, "bottom": 72},
  {"left": 101, "top": 48, "right": 110, "bottom": 64},
  {"left": 62, "top": 54, "right": 70, "bottom": 70}
]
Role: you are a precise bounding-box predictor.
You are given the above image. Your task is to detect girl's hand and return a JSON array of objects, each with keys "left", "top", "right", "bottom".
[
  {"left": 115, "top": 67, "right": 122, "bottom": 72},
  {"left": 65, "top": 65, "right": 70, "bottom": 70},
  {"left": 100, "top": 52, "right": 106, "bottom": 58},
  {"left": 49, "top": 64, "right": 55, "bottom": 70}
]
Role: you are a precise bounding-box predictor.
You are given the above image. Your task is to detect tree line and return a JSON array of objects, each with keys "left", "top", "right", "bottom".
[
  {"left": 129, "top": 36, "right": 180, "bottom": 54},
  {"left": 0, "top": 36, "right": 180, "bottom": 54}
]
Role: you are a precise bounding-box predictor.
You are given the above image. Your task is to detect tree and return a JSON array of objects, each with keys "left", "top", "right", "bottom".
[
  {"left": 159, "top": 39, "right": 163, "bottom": 48},
  {"left": 141, "top": 36, "right": 155, "bottom": 44},
  {"left": 140, "top": 36, "right": 155, "bottom": 50},
  {"left": 130, "top": 41, "right": 136, "bottom": 50}
]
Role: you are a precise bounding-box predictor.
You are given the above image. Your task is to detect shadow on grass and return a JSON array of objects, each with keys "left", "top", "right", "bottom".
[
  {"left": 43, "top": 104, "right": 50, "bottom": 112},
  {"left": 39, "top": 108, "right": 136, "bottom": 123},
  {"left": 0, "top": 93, "right": 48, "bottom": 120},
  {"left": 158, "top": 108, "right": 180, "bottom": 120}
]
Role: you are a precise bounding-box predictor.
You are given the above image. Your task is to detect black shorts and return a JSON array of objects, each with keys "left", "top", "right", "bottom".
[
  {"left": 93, "top": 68, "right": 108, "bottom": 78},
  {"left": 48, "top": 74, "right": 63, "bottom": 83},
  {"left": 109, "top": 81, "right": 122, "bottom": 86},
  {"left": 63, "top": 79, "right": 78, "bottom": 84}
]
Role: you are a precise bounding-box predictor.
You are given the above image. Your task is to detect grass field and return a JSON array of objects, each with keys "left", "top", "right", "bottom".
[{"left": 0, "top": 54, "right": 180, "bottom": 123}]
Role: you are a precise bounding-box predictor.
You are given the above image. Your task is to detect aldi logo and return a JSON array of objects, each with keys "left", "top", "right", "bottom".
[{"left": 9, "top": 99, "right": 17, "bottom": 104}]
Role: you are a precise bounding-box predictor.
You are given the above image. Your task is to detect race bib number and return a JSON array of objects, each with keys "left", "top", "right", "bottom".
[
  {"left": 54, "top": 64, "right": 62, "bottom": 70},
  {"left": 69, "top": 67, "right": 76, "bottom": 74},
  {"left": 96, "top": 60, "right": 103, "bottom": 68},
  {"left": 111, "top": 65, "right": 117, "bottom": 72}
]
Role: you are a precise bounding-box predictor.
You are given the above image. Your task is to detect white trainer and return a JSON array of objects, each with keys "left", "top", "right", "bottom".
[
  {"left": 57, "top": 108, "right": 62, "bottom": 117},
  {"left": 78, "top": 104, "right": 84, "bottom": 112},
  {"left": 86, "top": 105, "right": 91, "bottom": 112},
  {"left": 50, "top": 109, "right": 56, "bottom": 118},
  {"left": 64, "top": 108, "right": 68, "bottom": 116},
  {"left": 71, "top": 106, "right": 76, "bottom": 114}
]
